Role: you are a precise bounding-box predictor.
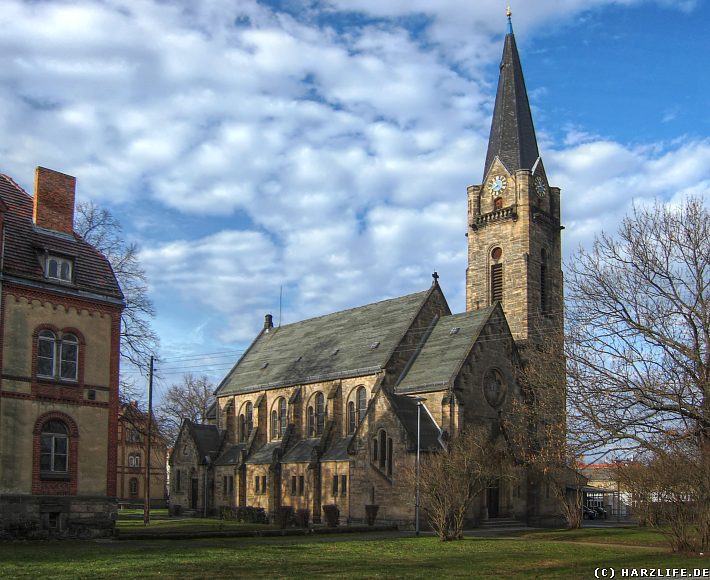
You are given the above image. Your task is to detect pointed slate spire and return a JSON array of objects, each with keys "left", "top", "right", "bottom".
[{"left": 483, "top": 9, "right": 540, "bottom": 180}]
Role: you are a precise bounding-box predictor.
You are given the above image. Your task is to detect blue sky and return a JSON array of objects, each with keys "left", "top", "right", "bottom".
[{"left": 1, "top": 0, "right": 708, "bottom": 397}]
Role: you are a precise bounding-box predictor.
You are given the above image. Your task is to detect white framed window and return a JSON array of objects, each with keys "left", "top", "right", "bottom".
[
  {"left": 37, "top": 330, "right": 56, "bottom": 378},
  {"left": 40, "top": 420, "right": 68, "bottom": 474},
  {"left": 46, "top": 255, "right": 73, "bottom": 282},
  {"left": 37, "top": 330, "right": 79, "bottom": 382},
  {"left": 59, "top": 334, "right": 78, "bottom": 380}
]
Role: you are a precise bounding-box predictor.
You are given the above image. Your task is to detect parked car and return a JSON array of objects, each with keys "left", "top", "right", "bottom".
[{"left": 582, "top": 506, "right": 597, "bottom": 520}]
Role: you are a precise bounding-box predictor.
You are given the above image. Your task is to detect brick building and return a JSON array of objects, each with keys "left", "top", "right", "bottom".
[
  {"left": 117, "top": 401, "right": 168, "bottom": 508},
  {"left": 0, "top": 167, "right": 124, "bottom": 536},
  {"left": 169, "top": 14, "right": 566, "bottom": 528}
]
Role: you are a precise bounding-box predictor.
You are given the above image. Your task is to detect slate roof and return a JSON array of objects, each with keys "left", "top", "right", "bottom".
[
  {"left": 187, "top": 421, "right": 223, "bottom": 464},
  {"left": 395, "top": 307, "right": 496, "bottom": 393},
  {"left": 0, "top": 174, "right": 123, "bottom": 302},
  {"left": 281, "top": 438, "right": 320, "bottom": 464},
  {"left": 388, "top": 393, "right": 443, "bottom": 452},
  {"left": 483, "top": 27, "right": 540, "bottom": 179},
  {"left": 214, "top": 444, "right": 246, "bottom": 466},
  {"left": 216, "top": 288, "right": 435, "bottom": 395},
  {"left": 321, "top": 437, "right": 352, "bottom": 462},
  {"left": 245, "top": 441, "right": 281, "bottom": 465}
]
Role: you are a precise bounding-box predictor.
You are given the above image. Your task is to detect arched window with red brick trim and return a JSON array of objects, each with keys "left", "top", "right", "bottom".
[
  {"left": 33, "top": 412, "right": 79, "bottom": 495},
  {"left": 40, "top": 420, "right": 68, "bottom": 475},
  {"left": 35, "top": 327, "right": 82, "bottom": 383}
]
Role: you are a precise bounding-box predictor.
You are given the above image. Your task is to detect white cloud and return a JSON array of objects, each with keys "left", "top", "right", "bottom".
[
  {"left": 0, "top": 0, "right": 707, "bottom": 362},
  {"left": 553, "top": 137, "right": 710, "bottom": 258}
]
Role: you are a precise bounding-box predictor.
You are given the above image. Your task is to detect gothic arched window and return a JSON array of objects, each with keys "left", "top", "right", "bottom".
[
  {"left": 315, "top": 392, "right": 325, "bottom": 436},
  {"left": 347, "top": 401, "right": 356, "bottom": 434},
  {"left": 378, "top": 430, "right": 387, "bottom": 471},
  {"left": 278, "top": 398, "right": 287, "bottom": 438},
  {"left": 373, "top": 429, "right": 393, "bottom": 476},
  {"left": 271, "top": 410, "right": 278, "bottom": 440},
  {"left": 307, "top": 406, "right": 315, "bottom": 438},
  {"left": 357, "top": 387, "right": 367, "bottom": 422},
  {"left": 245, "top": 402, "right": 253, "bottom": 436}
]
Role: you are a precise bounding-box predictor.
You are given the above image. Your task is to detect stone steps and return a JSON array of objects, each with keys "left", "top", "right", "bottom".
[{"left": 480, "top": 517, "right": 520, "bottom": 529}]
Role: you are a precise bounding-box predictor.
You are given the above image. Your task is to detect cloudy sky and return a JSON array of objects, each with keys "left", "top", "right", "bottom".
[{"left": 1, "top": 0, "right": 709, "bottom": 393}]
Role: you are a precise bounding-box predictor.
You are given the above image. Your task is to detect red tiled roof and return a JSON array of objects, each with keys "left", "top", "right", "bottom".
[{"left": 0, "top": 174, "right": 123, "bottom": 302}]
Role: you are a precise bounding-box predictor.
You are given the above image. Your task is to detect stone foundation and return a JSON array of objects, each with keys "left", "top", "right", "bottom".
[{"left": 0, "top": 495, "right": 117, "bottom": 538}]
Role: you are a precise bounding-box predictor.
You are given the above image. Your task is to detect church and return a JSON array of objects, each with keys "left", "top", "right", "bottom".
[{"left": 169, "top": 12, "right": 565, "bottom": 528}]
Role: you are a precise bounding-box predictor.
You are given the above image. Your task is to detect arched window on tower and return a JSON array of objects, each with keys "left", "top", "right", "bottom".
[
  {"left": 494, "top": 197, "right": 503, "bottom": 210},
  {"left": 490, "top": 247, "right": 503, "bottom": 305}
]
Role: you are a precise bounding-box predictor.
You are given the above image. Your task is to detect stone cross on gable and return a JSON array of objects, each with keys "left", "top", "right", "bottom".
[{"left": 432, "top": 271, "right": 439, "bottom": 285}]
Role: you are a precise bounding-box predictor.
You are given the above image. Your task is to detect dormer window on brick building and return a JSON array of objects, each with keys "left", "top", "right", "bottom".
[{"left": 45, "top": 254, "right": 73, "bottom": 282}]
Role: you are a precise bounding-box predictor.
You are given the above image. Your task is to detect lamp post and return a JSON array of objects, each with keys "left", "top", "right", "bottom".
[{"left": 413, "top": 396, "right": 427, "bottom": 536}]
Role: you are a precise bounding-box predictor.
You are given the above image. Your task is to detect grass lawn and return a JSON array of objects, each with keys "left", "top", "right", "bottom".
[
  {"left": 516, "top": 526, "right": 670, "bottom": 548},
  {"left": 0, "top": 528, "right": 707, "bottom": 579}
]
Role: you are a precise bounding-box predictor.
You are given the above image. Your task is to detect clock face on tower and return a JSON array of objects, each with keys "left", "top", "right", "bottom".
[
  {"left": 488, "top": 175, "right": 508, "bottom": 195},
  {"left": 534, "top": 176, "right": 546, "bottom": 198}
]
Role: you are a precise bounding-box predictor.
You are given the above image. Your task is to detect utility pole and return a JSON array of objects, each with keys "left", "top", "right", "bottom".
[
  {"left": 414, "top": 396, "right": 426, "bottom": 537},
  {"left": 143, "top": 355, "right": 154, "bottom": 526}
]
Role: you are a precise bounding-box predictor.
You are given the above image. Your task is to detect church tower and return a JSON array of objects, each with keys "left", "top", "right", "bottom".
[{"left": 466, "top": 10, "right": 563, "bottom": 348}]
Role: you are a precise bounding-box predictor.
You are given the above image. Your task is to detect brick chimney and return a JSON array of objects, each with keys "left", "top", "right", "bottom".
[
  {"left": 33, "top": 167, "right": 76, "bottom": 234},
  {"left": 264, "top": 314, "right": 274, "bottom": 331}
]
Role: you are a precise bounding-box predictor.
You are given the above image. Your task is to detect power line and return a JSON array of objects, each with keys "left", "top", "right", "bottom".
[{"left": 159, "top": 349, "right": 246, "bottom": 363}]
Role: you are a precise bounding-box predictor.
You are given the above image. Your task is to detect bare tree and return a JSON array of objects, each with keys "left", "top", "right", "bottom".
[
  {"left": 415, "top": 427, "right": 510, "bottom": 541},
  {"left": 617, "top": 439, "right": 709, "bottom": 553},
  {"left": 75, "top": 201, "right": 160, "bottom": 395},
  {"left": 157, "top": 374, "right": 215, "bottom": 444},
  {"left": 565, "top": 196, "right": 709, "bottom": 549}
]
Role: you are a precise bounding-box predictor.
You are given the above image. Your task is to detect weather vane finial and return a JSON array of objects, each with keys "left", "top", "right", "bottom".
[
  {"left": 506, "top": 5, "right": 513, "bottom": 34},
  {"left": 506, "top": 6, "right": 512, "bottom": 18}
]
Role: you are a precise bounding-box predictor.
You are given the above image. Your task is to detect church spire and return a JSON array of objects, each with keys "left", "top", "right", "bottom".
[{"left": 483, "top": 8, "right": 540, "bottom": 180}]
